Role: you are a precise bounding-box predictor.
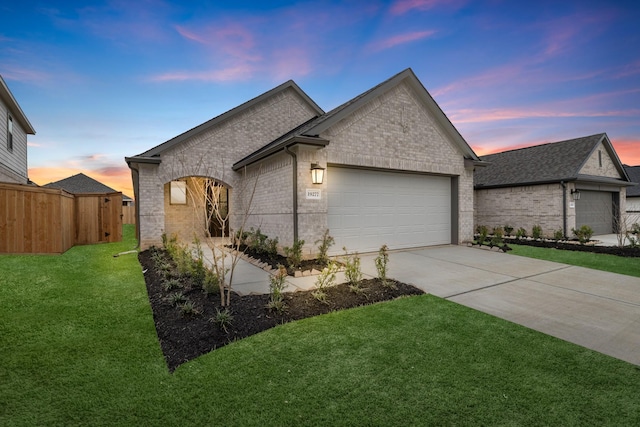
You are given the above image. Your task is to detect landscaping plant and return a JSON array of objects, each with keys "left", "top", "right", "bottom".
[
  {"left": 503, "top": 224, "right": 514, "bottom": 236},
  {"left": 375, "top": 244, "right": 392, "bottom": 288},
  {"left": 516, "top": 227, "right": 527, "bottom": 239},
  {"left": 532, "top": 224, "right": 543, "bottom": 240},
  {"left": 475, "top": 225, "right": 489, "bottom": 245},
  {"left": 315, "top": 229, "right": 335, "bottom": 266},
  {"left": 267, "top": 265, "right": 288, "bottom": 312},
  {"left": 342, "top": 247, "right": 362, "bottom": 288},
  {"left": 283, "top": 238, "right": 305, "bottom": 269},
  {"left": 572, "top": 225, "right": 593, "bottom": 245},
  {"left": 313, "top": 261, "right": 338, "bottom": 302}
]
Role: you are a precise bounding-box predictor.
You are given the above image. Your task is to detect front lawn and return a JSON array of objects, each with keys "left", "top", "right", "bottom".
[
  {"left": 2, "top": 226, "right": 639, "bottom": 425},
  {"left": 509, "top": 244, "right": 640, "bottom": 277}
]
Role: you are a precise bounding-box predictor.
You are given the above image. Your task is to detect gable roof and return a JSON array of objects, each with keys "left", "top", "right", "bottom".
[
  {"left": 624, "top": 165, "right": 640, "bottom": 197},
  {"left": 474, "top": 133, "right": 631, "bottom": 189},
  {"left": 233, "top": 68, "right": 480, "bottom": 170},
  {"left": 0, "top": 75, "right": 36, "bottom": 135},
  {"left": 44, "top": 173, "right": 118, "bottom": 194},
  {"left": 128, "top": 80, "right": 324, "bottom": 163}
]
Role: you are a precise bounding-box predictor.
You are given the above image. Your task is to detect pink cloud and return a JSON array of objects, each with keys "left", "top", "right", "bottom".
[
  {"left": 450, "top": 106, "right": 639, "bottom": 124},
  {"left": 150, "top": 65, "right": 254, "bottom": 82},
  {"left": 612, "top": 139, "right": 640, "bottom": 165},
  {"left": 389, "top": 0, "right": 465, "bottom": 15},
  {"left": 368, "top": 30, "right": 437, "bottom": 52}
]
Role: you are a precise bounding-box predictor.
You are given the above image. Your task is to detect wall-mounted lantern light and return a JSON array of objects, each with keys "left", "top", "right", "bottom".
[
  {"left": 310, "top": 163, "right": 325, "bottom": 185},
  {"left": 571, "top": 189, "right": 581, "bottom": 201}
]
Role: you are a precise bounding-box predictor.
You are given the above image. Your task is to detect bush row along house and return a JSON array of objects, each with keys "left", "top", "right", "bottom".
[{"left": 127, "top": 68, "right": 637, "bottom": 255}]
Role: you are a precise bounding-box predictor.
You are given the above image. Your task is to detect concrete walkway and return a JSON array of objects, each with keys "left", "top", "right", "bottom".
[{"left": 199, "top": 243, "right": 640, "bottom": 366}]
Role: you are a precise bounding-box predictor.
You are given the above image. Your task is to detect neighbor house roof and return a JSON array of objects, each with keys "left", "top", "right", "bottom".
[
  {"left": 233, "top": 68, "right": 481, "bottom": 170},
  {"left": 474, "top": 133, "right": 631, "bottom": 189},
  {"left": 127, "top": 80, "right": 324, "bottom": 163},
  {"left": 0, "top": 75, "right": 36, "bottom": 135},
  {"left": 624, "top": 165, "right": 640, "bottom": 197},
  {"left": 44, "top": 173, "right": 118, "bottom": 194}
]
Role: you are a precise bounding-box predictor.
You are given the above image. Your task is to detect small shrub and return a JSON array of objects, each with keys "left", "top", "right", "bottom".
[
  {"left": 572, "top": 225, "right": 593, "bottom": 245},
  {"left": 265, "top": 237, "right": 279, "bottom": 258},
  {"left": 162, "top": 278, "right": 181, "bottom": 292},
  {"left": 283, "top": 238, "right": 305, "bottom": 269},
  {"left": 213, "top": 308, "right": 234, "bottom": 333},
  {"left": 315, "top": 229, "right": 335, "bottom": 266},
  {"left": 248, "top": 228, "right": 268, "bottom": 254},
  {"left": 313, "top": 262, "right": 338, "bottom": 302},
  {"left": 202, "top": 270, "right": 219, "bottom": 295},
  {"left": 631, "top": 223, "right": 640, "bottom": 235},
  {"left": 532, "top": 225, "right": 543, "bottom": 240},
  {"left": 342, "top": 247, "right": 362, "bottom": 288},
  {"left": 267, "top": 265, "right": 288, "bottom": 312},
  {"left": 627, "top": 233, "right": 639, "bottom": 248},
  {"left": 516, "top": 227, "right": 527, "bottom": 240},
  {"left": 553, "top": 229, "right": 564, "bottom": 241},
  {"left": 375, "top": 244, "right": 390, "bottom": 288},
  {"left": 476, "top": 225, "right": 489, "bottom": 245},
  {"left": 234, "top": 228, "right": 249, "bottom": 246},
  {"left": 168, "top": 291, "right": 186, "bottom": 306},
  {"left": 503, "top": 225, "right": 514, "bottom": 236},
  {"left": 179, "top": 300, "right": 199, "bottom": 316},
  {"left": 490, "top": 227, "right": 504, "bottom": 247}
]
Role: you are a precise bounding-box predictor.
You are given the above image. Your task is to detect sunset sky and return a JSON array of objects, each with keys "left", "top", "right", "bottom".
[{"left": 2, "top": 0, "right": 639, "bottom": 197}]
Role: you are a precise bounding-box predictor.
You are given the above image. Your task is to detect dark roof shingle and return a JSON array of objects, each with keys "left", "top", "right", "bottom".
[
  {"left": 624, "top": 165, "right": 640, "bottom": 197},
  {"left": 44, "top": 173, "right": 118, "bottom": 194},
  {"left": 475, "top": 134, "right": 612, "bottom": 188}
]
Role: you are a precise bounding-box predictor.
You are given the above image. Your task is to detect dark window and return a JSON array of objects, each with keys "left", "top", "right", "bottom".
[
  {"left": 7, "top": 113, "right": 13, "bottom": 151},
  {"left": 598, "top": 150, "right": 602, "bottom": 167}
]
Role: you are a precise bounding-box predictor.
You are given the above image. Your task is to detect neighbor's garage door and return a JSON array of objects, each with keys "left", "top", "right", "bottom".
[
  {"left": 327, "top": 168, "right": 451, "bottom": 253},
  {"left": 575, "top": 190, "right": 613, "bottom": 235}
]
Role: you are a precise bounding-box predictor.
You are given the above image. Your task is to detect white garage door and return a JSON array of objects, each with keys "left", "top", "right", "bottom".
[{"left": 327, "top": 167, "right": 451, "bottom": 254}]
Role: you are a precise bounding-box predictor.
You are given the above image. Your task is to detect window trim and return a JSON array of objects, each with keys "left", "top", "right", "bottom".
[{"left": 7, "top": 113, "right": 13, "bottom": 152}]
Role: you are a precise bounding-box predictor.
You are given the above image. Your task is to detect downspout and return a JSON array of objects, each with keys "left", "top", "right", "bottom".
[
  {"left": 560, "top": 181, "right": 567, "bottom": 238},
  {"left": 284, "top": 146, "right": 298, "bottom": 242},
  {"left": 130, "top": 164, "right": 141, "bottom": 249}
]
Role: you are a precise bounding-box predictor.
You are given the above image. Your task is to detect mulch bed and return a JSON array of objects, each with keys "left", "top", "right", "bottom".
[
  {"left": 502, "top": 237, "right": 640, "bottom": 257},
  {"left": 139, "top": 250, "right": 424, "bottom": 372}
]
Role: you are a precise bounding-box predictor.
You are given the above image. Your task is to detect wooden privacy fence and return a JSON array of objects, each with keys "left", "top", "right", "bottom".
[
  {"left": 122, "top": 205, "right": 135, "bottom": 225},
  {"left": 0, "top": 182, "right": 123, "bottom": 254}
]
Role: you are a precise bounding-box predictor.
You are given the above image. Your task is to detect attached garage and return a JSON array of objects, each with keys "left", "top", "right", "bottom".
[
  {"left": 575, "top": 190, "right": 615, "bottom": 235},
  {"left": 327, "top": 167, "right": 452, "bottom": 253}
]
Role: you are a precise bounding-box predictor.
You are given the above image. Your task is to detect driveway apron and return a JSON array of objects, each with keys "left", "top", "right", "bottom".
[{"left": 367, "top": 246, "right": 640, "bottom": 366}]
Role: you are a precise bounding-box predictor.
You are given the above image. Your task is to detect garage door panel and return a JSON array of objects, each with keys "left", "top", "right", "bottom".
[
  {"left": 575, "top": 191, "right": 613, "bottom": 235},
  {"left": 328, "top": 168, "right": 451, "bottom": 253}
]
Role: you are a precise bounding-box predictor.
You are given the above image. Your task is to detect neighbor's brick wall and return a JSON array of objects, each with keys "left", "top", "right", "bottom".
[
  {"left": 475, "top": 183, "right": 571, "bottom": 237},
  {"left": 135, "top": 87, "right": 318, "bottom": 250},
  {"left": 580, "top": 142, "right": 623, "bottom": 179}
]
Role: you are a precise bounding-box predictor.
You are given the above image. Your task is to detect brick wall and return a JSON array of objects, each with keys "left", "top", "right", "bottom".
[
  {"left": 580, "top": 142, "right": 623, "bottom": 178},
  {"left": 135, "top": 87, "right": 318, "bottom": 250},
  {"left": 475, "top": 183, "right": 570, "bottom": 237}
]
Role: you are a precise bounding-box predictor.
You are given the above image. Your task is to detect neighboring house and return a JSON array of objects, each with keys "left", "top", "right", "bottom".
[
  {"left": 122, "top": 194, "right": 134, "bottom": 207},
  {"left": 0, "top": 75, "right": 36, "bottom": 184},
  {"left": 126, "top": 68, "right": 483, "bottom": 254},
  {"left": 45, "top": 172, "right": 120, "bottom": 194},
  {"left": 474, "top": 134, "right": 633, "bottom": 237},
  {"left": 623, "top": 165, "right": 640, "bottom": 229}
]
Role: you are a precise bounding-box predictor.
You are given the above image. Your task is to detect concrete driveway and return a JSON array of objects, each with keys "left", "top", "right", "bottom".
[{"left": 220, "top": 244, "right": 640, "bottom": 366}]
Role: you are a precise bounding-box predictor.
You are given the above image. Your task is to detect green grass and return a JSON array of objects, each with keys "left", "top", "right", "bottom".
[
  {"left": 2, "top": 226, "right": 639, "bottom": 425},
  {"left": 509, "top": 244, "right": 640, "bottom": 277}
]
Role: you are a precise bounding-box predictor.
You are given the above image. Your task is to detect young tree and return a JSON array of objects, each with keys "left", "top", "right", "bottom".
[{"left": 172, "top": 155, "right": 261, "bottom": 307}]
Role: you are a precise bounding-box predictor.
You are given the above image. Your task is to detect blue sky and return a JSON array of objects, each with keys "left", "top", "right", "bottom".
[{"left": 2, "top": 0, "right": 639, "bottom": 196}]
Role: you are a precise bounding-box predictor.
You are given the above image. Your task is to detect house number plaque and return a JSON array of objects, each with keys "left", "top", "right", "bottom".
[{"left": 306, "top": 189, "right": 321, "bottom": 200}]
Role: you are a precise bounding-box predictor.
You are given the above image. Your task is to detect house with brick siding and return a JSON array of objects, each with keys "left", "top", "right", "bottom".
[
  {"left": 624, "top": 165, "right": 640, "bottom": 229},
  {"left": 126, "top": 68, "right": 483, "bottom": 255},
  {"left": 474, "top": 134, "right": 633, "bottom": 237},
  {"left": 1, "top": 75, "right": 36, "bottom": 184}
]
